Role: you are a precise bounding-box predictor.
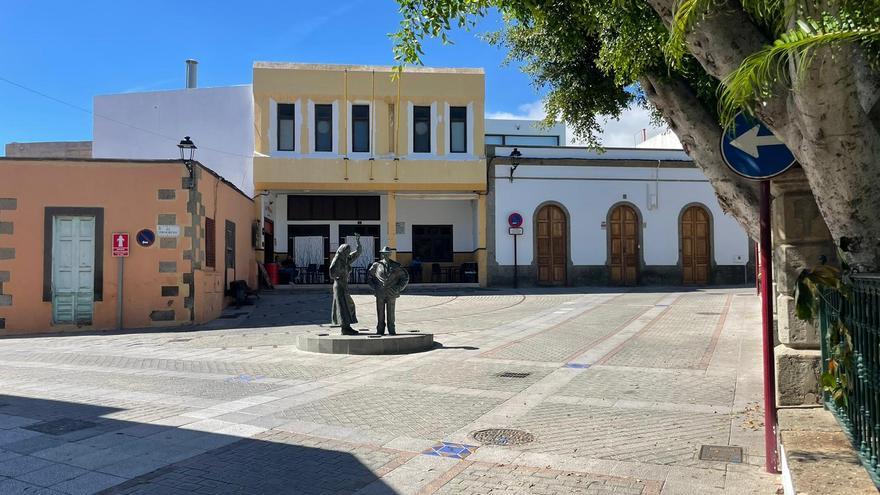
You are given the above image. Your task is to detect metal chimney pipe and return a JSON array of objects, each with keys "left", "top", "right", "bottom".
[{"left": 185, "top": 59, "right": 198, "bottom": 89}]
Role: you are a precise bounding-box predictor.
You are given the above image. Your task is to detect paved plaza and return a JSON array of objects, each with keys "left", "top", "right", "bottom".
[{"left": 0, "top": 288, "right": 780, "bottom": 494}]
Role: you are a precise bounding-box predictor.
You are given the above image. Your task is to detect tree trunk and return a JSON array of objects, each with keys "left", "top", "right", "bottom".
[
  {"left": 645, "top": 0, "right": 880, "bottom": 270},
  {"left": 641, "top": 74, "right": 760, "bottom": 239}
]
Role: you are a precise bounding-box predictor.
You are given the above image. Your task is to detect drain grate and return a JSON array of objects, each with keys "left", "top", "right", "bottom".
[
  {"left": 696, "top": 312, "right": 722, "bottom": 315},
  {"left": 699, "top": 445, "right": 743, "bottom": 463},
  {"left": 472, "top": 428, "right": 535, "bottom": 446},
  {"left": 25, "top": 419, "right": 97, "bottom": 436},
  {"left": 496, "top": 371, "right": 531, "bottom": 379},
  {"left": 167, "top": 338, "right": 192, "bottom": 343}
]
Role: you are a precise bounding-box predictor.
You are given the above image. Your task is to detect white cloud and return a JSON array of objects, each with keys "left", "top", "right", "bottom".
[
  {"left": 485, "top": 100, "right": 547, "bottom": 120},
  {"left": 487, "top": 99, "right": 678, "bottom": 148}
]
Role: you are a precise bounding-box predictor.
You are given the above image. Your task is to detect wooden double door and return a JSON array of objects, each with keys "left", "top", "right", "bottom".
[
  {"left": 608, "top": 204, "right": 640, "bottom": 285},
  {"left": 681, "top": 205, "right": 711, "bottom": 284},
  {"left": 536, "top": 204, "right": 567, "bottom": 285}
]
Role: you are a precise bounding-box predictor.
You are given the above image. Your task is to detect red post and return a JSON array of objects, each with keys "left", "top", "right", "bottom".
[
  {"left": 755, "top": 242, "right": 761, "bottom": 295},
  {"left": 759, "top": 180, "right": 779, "bottom": 473}
]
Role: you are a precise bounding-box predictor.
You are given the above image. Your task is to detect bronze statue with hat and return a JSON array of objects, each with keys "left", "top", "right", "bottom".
[{"left": 367, "top": 246, "right": 410, "bottom": 335}]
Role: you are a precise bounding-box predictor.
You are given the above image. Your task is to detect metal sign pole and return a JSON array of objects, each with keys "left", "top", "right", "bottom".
[
  {"left": 117, "top": 257, "right": 124, "bottom": 330},
  {"left": 759, "top": 180, "right": 779, "bottom": 473},
  {"left": 513, "top": 234, "right": 518, "bottom": 289}
]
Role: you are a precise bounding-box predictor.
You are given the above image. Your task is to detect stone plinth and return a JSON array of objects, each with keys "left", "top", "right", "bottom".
[{"left": 296, "top": 331, "right": 434, "bottom": 355}]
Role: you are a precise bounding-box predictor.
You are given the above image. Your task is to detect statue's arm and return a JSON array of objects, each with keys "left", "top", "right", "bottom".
[{"left": 349, "top": 234, "right": 362, "bottom": 261}]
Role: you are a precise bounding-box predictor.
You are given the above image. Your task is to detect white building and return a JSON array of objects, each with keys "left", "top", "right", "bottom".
[
  {"left": 485, "top": 118, "right": 566, "bottom": 147},
  {"left": 92, "top": 85, "right": 255, "bottom": 196},
  {"left": 637, "top": 129, "right": 684, "bottom": 150},
  {"left": 489, "top": 145, "right": 750, "bottom": 286}
]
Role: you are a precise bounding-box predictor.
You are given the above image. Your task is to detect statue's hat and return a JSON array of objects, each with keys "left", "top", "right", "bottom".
[{"left": 379, "top": 246, "right": 395, "bottom": 254}]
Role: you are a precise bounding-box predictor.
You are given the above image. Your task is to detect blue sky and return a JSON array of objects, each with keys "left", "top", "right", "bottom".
[{"left": 0, "top": 0, "right": 664, "bottom": 151}]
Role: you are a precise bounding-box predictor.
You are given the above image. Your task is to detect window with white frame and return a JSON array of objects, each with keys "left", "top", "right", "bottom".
[
  {"left": 449, "top": 106, "right": 467, "bottom": 153},
  {"left": 315, "top": 104, "right": 333, "bottom": 152},
  {"left": 277, "top": 103, "right": 296, "bottom": 151},
  {"left": 413, "top": 105, "right": 431, "bottom": 153},
  {"left": 352, "top": 104, "right": 369, "bottom": 153}
]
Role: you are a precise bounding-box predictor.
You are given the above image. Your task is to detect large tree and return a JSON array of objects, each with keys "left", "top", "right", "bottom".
[{"left": 392, "top": 0, "right": 880, "bottom": 269}]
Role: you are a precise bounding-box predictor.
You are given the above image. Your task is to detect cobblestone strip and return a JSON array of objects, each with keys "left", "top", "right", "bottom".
[
  {"left": 695, "top": 294, "right": 733, "bottom": 370},
  {"left": 425, "top": 461, "right": 662, "bottom": 495},
  {"left": 416, "top": 459, "right": 474, "bottom": 494},
  {"left": 599, "top": 293, "right": 732, "bottom": 369},
  {"left": 591, "top": 294, "right": 684, "bottom": 367},
  {"left": 479, "top": 292, "right": 631, "bottom": 360}
]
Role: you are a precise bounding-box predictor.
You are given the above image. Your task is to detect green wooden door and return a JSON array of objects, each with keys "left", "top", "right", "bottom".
[{"left": 52, "top": 216, "right": 95, "bottom": 324}]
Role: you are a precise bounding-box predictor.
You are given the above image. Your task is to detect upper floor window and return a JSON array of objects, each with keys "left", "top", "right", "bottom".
[
  {"left": 450, "top": 106, "right": 467, "bottom": 153},
  {"left": 315, "top": 104, "right": 333, "bottom": 152},
  {"left": 413, "top": 105, "right": 431, "bottom": 153},
  {"left": 352, "top": 104, "right": 369, "bottom": 153},
  {"left": 277, "top": 103, "right": 295, "bottom": 151}
]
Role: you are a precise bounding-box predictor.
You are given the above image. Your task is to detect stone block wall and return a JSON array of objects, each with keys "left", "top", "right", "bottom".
[{"left": 771, "top": 169, "right": 835, "bottom": 406}]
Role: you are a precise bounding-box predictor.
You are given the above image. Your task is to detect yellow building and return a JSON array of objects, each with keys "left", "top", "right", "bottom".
[{"left": 252, "top": 62, "right": 487, "bottom": 285}]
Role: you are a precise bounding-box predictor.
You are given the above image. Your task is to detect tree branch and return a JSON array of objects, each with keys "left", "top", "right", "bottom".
[{"left": 642, "top": 73, "right": 760, "bottom": 239}]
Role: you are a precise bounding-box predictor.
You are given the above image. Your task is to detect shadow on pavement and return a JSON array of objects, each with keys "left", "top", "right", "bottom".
[{"left": 0, "top": 395, "right": 399, "bottom": 495}]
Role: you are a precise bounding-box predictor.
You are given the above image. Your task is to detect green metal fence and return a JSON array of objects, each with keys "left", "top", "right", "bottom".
[{"left": 819, "top": 274, "right": 880, "bottom": 486}]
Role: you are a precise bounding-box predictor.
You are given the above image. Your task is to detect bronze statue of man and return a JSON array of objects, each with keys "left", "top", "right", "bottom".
[
  {"left": 329, "top": 233, "right": 361, "bottom": 335},
  {"left": 367, "top": 246, "right": 409, "bottom": 335}
]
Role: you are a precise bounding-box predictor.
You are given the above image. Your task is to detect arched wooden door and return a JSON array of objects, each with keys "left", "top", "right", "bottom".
[
  {"left": 536, "top": 204, "right": 567, "bottom": 285},
  {"left": 681, "top": 205, "right": 711, "bottom": 284},
  {"left": 608, "top": 204, "right": 640, "bottom": 285}
]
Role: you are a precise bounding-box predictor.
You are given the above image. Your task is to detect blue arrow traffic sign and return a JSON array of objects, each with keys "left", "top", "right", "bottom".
[{"left": 721, "top": 113, "right": 796, "bottom": 180}]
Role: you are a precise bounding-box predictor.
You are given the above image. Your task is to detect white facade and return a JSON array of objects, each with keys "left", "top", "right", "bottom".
[
  {"left": 93, "top": 85, "right": 255, "bottom": 196},
  {"left": 491, "top": 146, "right": 750, "bottom": 285},
  {"left": 485, "top": 118, "right": 566, "bottom": 147}
]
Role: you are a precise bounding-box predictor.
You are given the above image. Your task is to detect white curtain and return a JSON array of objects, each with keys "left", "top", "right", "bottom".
[
  {"left": 346, "top": 235, "right": 374, "bottom": 268},
  {"left": 294, "top": 236, "right": 324, "bottom": 267}
]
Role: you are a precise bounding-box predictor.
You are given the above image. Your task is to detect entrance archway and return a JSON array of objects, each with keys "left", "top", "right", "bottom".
[
  {"left": 535, "top": 204, "right": 567, "bottom": 285},
  {"left": 680, "top": 205, "right": 711, "bottom": 285},
  {"left": 608, "top": 204, "right": 640, "bottom": 285}
]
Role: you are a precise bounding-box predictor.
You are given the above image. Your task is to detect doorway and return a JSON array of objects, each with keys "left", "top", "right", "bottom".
[
  {"left": 535, "top": 204, "right": 567, "bottom": 285},
  {"left": 681, "top": 205, "right": 711, "bottom": 284},
  {"left": 608, "top": 204, "right": 640, "bottom": 286},
  {"left": 52, "top": 216, "right": 95, "bottom": 324}
]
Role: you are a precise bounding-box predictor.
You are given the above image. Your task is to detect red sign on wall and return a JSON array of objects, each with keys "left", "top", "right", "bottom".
[{"left": 112, "top": 233, "right": 129, "bottom": 257}]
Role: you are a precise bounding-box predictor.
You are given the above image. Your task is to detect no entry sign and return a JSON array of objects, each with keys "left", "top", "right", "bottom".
[
  {"left": 508, "top": 212, "right": 524, "bottom": 228},
  {"left": 112, "top": 233, "right": 129, "bottom": 257}
]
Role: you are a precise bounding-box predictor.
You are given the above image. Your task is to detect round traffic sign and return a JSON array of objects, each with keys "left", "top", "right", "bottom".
[
  {"left": 136, "top": 229, "right": 156, "bottom": 247},
  {"left": 508, "top": 212, "right": 524, "bottom": 228},
  {"left": 721, "top": 113, "right": 796, "bottom": 180}
]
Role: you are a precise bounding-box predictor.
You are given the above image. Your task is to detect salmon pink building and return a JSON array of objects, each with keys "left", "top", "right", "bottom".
[{"left": 0, "top": 158, "right": 257, "bottom": 334}]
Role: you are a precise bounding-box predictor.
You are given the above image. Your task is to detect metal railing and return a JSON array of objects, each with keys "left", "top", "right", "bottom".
[{"left": 819, "top": 274, "right": 880, "bottom": 486}]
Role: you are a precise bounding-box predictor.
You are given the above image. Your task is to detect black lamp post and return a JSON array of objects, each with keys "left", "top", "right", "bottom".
[
  {"left": 178, "top": 136, "right": 197, "bottom": 187},
  {"left": 508, "top": 147, "right": 522, "bottom": 182}
]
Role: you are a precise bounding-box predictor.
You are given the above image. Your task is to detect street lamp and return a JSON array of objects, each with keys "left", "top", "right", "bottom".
[
  {"left": 508, "top": 147, "right": 522, "bottom": 182},
  {"left": 178, "top": 135, "right": 197, "bottom": 162},
  {"left": 177, "top": 136, "right": 197, "bottom": 187}
]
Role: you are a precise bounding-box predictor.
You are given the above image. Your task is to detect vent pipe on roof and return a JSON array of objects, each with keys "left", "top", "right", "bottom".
[{"left": 185, "top": 59, "right": 198, "bottom": 89}]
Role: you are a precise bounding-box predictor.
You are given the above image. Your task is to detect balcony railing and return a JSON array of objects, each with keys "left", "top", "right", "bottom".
[{"left": 819, "top": 274, "right": 880, "bottom": 487}]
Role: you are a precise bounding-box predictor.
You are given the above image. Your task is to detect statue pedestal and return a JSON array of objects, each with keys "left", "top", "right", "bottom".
[{"left": 296, "top": 331, "right": 434, "bottom": 355}]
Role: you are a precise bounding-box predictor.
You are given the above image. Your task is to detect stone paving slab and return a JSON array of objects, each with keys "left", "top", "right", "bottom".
[
  {"left": 511, "top": 401, "right": 731, "bottom": 466},
  {"left": 555, "top": 365, "right": 736, "bottom": 407},
  {"left": 278, "top": 387, "right": 506, "bottom": 441},
  {"left": 0, "top": 288, "right": 778, "bottom": 494}
]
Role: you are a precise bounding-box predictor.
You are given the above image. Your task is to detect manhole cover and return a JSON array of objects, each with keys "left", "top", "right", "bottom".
[
  {"left": 496, "top": 372, "right": 531, "bottom": 379},
  {"left": 25, "top": 419, "right": 97, "bottom": 436},
  {"left": 699, "top": 445, "right": 743, "bottom": 463},
  {"left": 167, "top": 338, "right": 192, "bottom": 343},
  {"left": 472, "top": 428, "right": 535, "bottom": 446}
]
